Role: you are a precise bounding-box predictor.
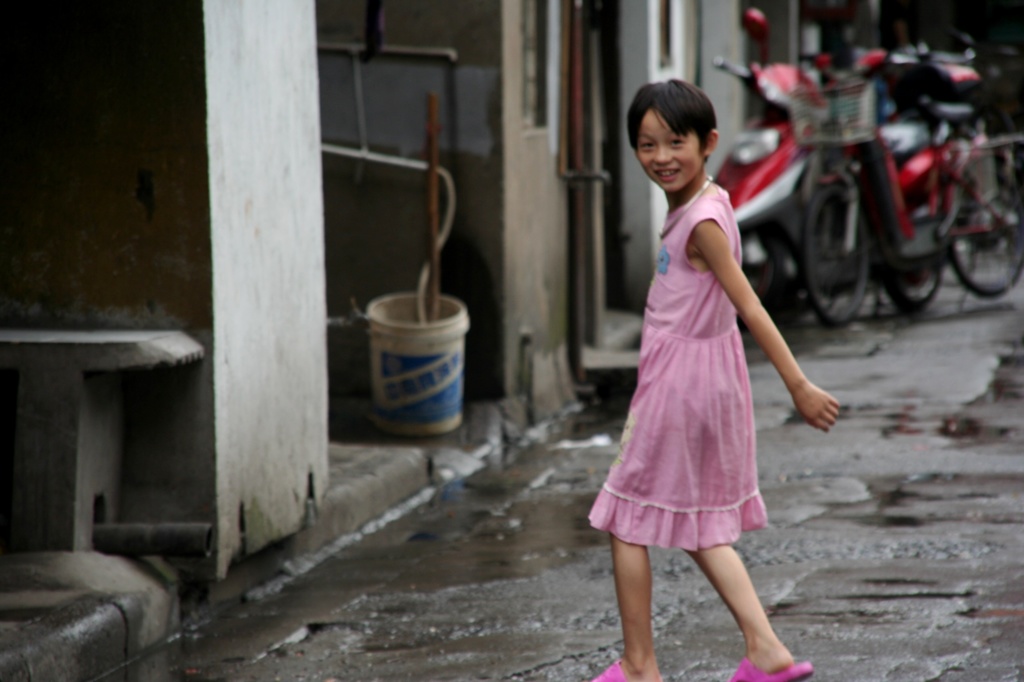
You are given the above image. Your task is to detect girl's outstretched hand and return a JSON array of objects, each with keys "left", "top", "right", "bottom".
[{"left": 791, "top": 380, "right": 840, "bottom": 432}]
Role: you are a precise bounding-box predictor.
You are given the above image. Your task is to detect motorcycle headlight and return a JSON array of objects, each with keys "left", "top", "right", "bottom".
[{"left": 730, "top": 129, "right": 781, "bottom": 165}]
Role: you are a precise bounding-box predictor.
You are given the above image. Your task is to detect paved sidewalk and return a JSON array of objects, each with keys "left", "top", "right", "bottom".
[{"left": 0, "top": 398, "right": 510, "bottom": 681}]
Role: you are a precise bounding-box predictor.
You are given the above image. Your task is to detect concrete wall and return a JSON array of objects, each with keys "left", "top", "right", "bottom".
[
  {"left": 204, "top": 0, "right": 329, "bottom": 575},
  {"left": 0, "top": 4, "right": 212, "bottom": 327},
  {"left": 501, "top": 0, "right": 575, "bottom": 415},
  {"left": 700, "top": 1, "right": 743, "bottom": 179},
  {"left": 617, "top": 1, "right": 657, "bottom": 313},
  {"left": 617, "top": 0, "right": 742, "bottom": 311},
  {"left": 317, "top": 0, "right": 574, "bottom": 415},
  {"left": 0, "top": 2, "right": 217, "bottom": 563},
  {"left": 0, "top": 2, "right": 329, "bottom": 580},
  {"left": 743, "top": 0, "right": 801, "bottom": 64},
  {"left": 318, "top": 1, "right": 507, "bottom": 401}
]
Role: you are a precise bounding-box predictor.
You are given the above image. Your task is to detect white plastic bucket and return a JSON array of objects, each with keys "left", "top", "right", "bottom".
[{"left": 366, "top": 292, "right": 470, "bottom": 436}]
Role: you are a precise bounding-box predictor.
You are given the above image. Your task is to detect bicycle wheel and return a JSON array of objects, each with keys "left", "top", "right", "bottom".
[
  {"left": 802, "top": 182, "right": 870, "bottom": 326},
  {"left": 743, "top": 231, "right": 791, "bottom": 311},
  {"left": 881, "top": 261, "right": 944, "bottom": 313},
  {"left": 978, "top": 103, "right": 1016, "bottom": 138},
  {"left": 949, "top": 140, "right": 1024, "bottom": 296}
]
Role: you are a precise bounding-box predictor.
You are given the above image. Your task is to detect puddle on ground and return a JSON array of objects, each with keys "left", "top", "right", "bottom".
[
  {"left": 975, "top": 374, "right": 1024, "bottom": 403},
  {"left": 98, "top": 454, "right": 613, "bottom": 682},
  {"left": 856, "top": 514, "right": 926, "bottom": 528},
  {"left": 377, "top": 490, "right": 607, "bottom": 591},
  {"left": 972, "top": 344, "right": 1024, "bottom": 403},
  {"left": 882, "top": 405, "right": 924, "bottom": 437},
  {"left": 862, "top": 577, "right": 939, "bottom": 586},
  {"left": 876, "top": 343, "right": 1022, "bottom": 441},
  {"left": 880, "top": 407, "right": 1016, "bottom": 442},
  {"left": 853, "top": 473, "right": 1024, "bottom": 528},
  {"left": 937, "top": 415, "right": 1014, "bottom": 440},
  {"left": 999, "top": 344, "right": 1024, "bottom": 368}
]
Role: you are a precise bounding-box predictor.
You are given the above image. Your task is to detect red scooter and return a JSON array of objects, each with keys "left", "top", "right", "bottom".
[
  {"left": 797, "top": 43, "right": 1024, "bottom": 326},
  {"left": 715, "top": 9, "right": 820, "bottom": 311}
]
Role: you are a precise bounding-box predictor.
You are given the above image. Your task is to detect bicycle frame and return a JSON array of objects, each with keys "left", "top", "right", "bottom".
[
  {"left": 848, "top": 128, "right": 982, "bottom": 271},
  {"left": 847, "top": 136, "right": 946, "bottom": 271},
  {"left": 943, "top": 135, "right": 1023, "bottom": 238},
  {"left": 799, "top": 47, "right": 1024, "bottom": 325}
]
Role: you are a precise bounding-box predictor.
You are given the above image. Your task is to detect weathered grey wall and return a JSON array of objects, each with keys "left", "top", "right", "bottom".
[
  {"left": 500, "top": 0, "right": 575, "bottom": 414},
  {"left": 76, "top": 374, "right": 125, "bottom": 548},
  {"left": 319, "top": 60, "right": 503, "bottom": 399},
  {"left": 318, "top": 0, "right": 574, "bottom": 414},
  {"left": 318, "top": 1, "right": 506, "bottom": 401},
  {"left": 205, "top": 0, "right": 329, "bottom": 576},
  {"left": 0, "top": 1, "right": 329, "bottom": 580},
  {"left": 615, "top": 0, "right": 743, "bottom": 312},
  {"left": 0, "top": 2, "right": 218, "bottom": 566},
  {"left": 701, "top": 1, "right": 743, "bottom": 174},
  {"left": 616, "top": 1, "right": 657, "bottom": 313},
  {"left": 0, "top": 4, "right": 212, "bottom": 327}
]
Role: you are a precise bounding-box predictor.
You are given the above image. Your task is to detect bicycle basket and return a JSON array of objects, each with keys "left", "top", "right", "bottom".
[{"left": 791, "top": 78, "right": 876, "bottom": 146}]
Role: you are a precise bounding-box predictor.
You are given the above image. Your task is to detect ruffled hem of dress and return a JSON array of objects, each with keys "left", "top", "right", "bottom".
[{"left": 588, "top": 486, "right": 768, "bottom": 551}]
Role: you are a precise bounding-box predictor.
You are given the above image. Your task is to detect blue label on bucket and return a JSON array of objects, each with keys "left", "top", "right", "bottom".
[
  {"left": 380, "top": 351, "right": 444, "bottom": 378},
  {"left": 374, "top": 349, "right": 464, "bottom": 423}
]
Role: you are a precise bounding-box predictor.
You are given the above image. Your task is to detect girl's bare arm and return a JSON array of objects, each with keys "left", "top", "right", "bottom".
[{"left": 689, "top": 220, "right": 840, "bottom": 431}]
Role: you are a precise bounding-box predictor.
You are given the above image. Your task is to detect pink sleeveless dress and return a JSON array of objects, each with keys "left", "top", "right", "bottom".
[{"left": 588, "top": 188, "right": 767, "bottom": 550}]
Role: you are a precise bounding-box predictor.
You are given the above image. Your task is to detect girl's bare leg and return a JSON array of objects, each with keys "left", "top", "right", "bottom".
[
  {"left": 687, "top": 545, "right": 796, "bottom": 673},
  {"left": 610, "top": 535, "right": 663, "bottom": 682}
]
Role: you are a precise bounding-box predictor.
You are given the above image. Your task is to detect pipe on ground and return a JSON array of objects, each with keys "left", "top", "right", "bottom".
[{"left": 93, "top": 522, "right": 213, "bottom": 557}]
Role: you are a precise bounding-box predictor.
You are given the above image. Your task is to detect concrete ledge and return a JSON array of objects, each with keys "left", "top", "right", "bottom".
[
  {"left": 318, "top": 444, "right": 431, "bottom": 541},
  {"left": 0, "top": 596, "right": 126, "bottom": 682},
  {"left": 0, "top": 329, "right": 204, "bottom": 371},
  {"left": 207, "top": 443, "right": 434, "bottom": 605},
  {"left": 0, "top": 552, "right": 178, "bottom": 681},
  {"left": 0, "top": 405, "right": 503, "bottom": 677}
]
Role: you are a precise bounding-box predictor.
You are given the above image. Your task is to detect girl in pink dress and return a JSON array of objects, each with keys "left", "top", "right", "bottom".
[{"left": 588, "top": 81, "right": 839, "bottom": 682}]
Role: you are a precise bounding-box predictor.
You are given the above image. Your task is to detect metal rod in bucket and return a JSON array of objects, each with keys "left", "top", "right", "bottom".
[{"left": 426, "top": 92, "right": 441, "bottom": 322}]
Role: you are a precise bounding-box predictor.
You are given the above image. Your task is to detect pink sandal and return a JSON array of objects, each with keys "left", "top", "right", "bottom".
[
  {"left": 591, "top": 660, "right": 628, "bottom": 682},
  {"left": 728, "top": 657, "right": 814, "bottom": 682}
]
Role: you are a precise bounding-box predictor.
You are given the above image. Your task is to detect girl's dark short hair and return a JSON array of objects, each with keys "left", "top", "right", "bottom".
[{"left": 626, "top": 80, "right": 717, "bottom": 150}]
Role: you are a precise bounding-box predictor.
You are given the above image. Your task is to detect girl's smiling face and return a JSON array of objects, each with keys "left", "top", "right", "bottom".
[{"left": 634, "top": 108, "right": 717, "bottom": 211}]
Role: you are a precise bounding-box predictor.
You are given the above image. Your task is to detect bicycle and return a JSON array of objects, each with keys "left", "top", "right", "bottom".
[{"left": 793, "top": 72, "right": 1024, "bottom": 327}]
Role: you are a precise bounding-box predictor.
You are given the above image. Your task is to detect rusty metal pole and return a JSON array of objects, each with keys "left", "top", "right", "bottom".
[
  {"left": 569, "top": 0, "right": 586, "bottom": 385},
  {"left": 426, "top": 92, "right": 441, "bottom": 322}
]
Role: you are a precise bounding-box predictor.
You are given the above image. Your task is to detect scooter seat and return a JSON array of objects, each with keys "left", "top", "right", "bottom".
[
  {"left": 880, "top": 120, "right": 930, "bottom": 164},
  {"left": 918, "top": 97, "right": 975, "bottom": 126}
]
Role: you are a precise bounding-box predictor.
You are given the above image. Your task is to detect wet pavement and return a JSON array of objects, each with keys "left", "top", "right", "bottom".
[{"left": 106, "top": 277, "right": 1024, "bottom": 681}]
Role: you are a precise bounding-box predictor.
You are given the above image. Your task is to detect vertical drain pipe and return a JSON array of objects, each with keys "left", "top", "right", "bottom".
[
  {"left": 561, "top": 0, "right": 611, "bottom": 388},
  {"left": 569, "top": 0, "right": 586, "bottom": 386}
]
